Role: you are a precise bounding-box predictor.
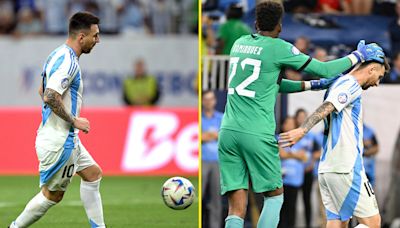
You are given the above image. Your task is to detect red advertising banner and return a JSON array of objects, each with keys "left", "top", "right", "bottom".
[{"left": 0, "top": 108, "right": 198, "bottom": 176}]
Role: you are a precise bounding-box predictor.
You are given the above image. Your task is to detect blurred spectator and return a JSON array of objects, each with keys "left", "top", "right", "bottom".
[
  {"left": 295, "top": 36, "right": 311, "bottom": 54},
  {"left": 216, "top": 4, "right": 251, "bottom": 55},
  {"left": 349, "top": 0, "right": 373, "bottom": 15},
  {"left": 202, "top": 90, "right": 223, "bottom": 228},
  {"left": 315, "top": 0, "right": 351, "bottom": 14},
  {"left": 383, "top": 52, "right": 400, "bottom": 83},
  {"left": 278, "top": 116, "right": 308, "bottom": 228},
  {"left": 119, "top": 0, "right": 147, "bottom": 34},
  {"left": 295, "top": 109, "right": 317, "bottom": 228},
  {"left": 0, "top": 0, "right": 16, "bottom": 34},
  {"left": 122, "top": 59, "right": 160, "bottom": 106},
  {"left": 169, "top": 0, "right": 195, "bottom": 34},
  {"left": 148, "top": 0, "right": 174, "bottom": 34},
  {"left": 389, "top": 1, "right": 400, "bottom": 58},
  {"left": 202, "top": 15, "right": 217, "bottom": 55},
  {"left": 14, "top": 7, "right": 43, "bottom": 37},
  {"left": 94, "top": 0, "right": 122, "bottom": 34},
  {"left": 284, "top": 0, "right": 318, "bottom": 13},
  {"left": 363, "top": 123, "right": 379, "bottom": 187},
  {"left": 313, "top": 46, "right": 328, "bottom": 61},
  {"left": 36, "top": 0, "right": 68, "bottom": 35}
]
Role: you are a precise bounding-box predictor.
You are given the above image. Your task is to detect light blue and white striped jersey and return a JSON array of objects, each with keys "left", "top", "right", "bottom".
[
  {"left": 319, "top": 74, "right": 363, "bottom": 173},
  {"left": 36, "top": 44, "right": 83, "bottom": 151}
]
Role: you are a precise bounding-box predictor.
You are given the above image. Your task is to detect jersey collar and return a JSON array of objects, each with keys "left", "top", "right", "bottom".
[{"left": 64, "top": 44, "right": 77, "bottom": 58}]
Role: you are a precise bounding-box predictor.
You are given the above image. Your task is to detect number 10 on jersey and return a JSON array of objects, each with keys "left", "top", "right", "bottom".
[{"left": 228, "top": 57, "right": 261, "bottom": 98}]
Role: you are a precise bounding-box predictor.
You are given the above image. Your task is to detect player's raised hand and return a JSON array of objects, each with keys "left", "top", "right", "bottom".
[
  {"left": 278, "top": 128, "right": 307, "bottom": 148},
  {"left": 73, "top": 117, "right": 90, "bottom": 134},
  {"left": 352, "top": 40, "right": 385, "bottom": 63}
]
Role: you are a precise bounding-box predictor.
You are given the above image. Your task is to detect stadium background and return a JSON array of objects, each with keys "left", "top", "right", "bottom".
[
  {"left": 202, "top": 0, "right": 400, "bottom": 227},
  {"left": 0, "top": 0, "right": 199, "bottom": 227}
]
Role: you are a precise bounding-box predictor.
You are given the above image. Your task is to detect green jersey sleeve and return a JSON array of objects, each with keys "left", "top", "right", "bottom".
[
  {"left": 274, "top": 39, "right": 311, "bottom": 70},
  {"left": 279, "top": 79, "right": 303, "bottom": 93},
  {"left": 274, "top": 39, "right": 353, "bottom": 79},
  {"left": 302, "top": 58, "right": 352, "bottom": 78}
]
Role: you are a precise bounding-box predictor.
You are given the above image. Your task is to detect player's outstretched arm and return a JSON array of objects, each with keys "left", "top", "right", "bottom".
[
  {"left": 303, "top": 57, "right": 352, "bottom": 79},
  {"left": 279, "top": 76, "right": 339, "bottom": 93},
  {"left": 279, "top": 101, "right": 335, "bottom": 147},
  {"left": 302, "top": 41, "right": 384, "bottom": 79}
]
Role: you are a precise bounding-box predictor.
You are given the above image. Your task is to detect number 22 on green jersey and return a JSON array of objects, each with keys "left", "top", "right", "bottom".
[{"left": 228, "top": 57, "right": 261, "bottom": 98}]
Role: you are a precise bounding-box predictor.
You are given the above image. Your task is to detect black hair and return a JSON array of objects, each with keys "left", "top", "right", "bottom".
[
  {"left": 256, "top": 1, "right": 284, "bottom": 32},
  {"left": 226, "top": 4, "right": 244, "bottom": 19},
  {"left": 69, "top": 11, "right": 100, "bottom": 37}
]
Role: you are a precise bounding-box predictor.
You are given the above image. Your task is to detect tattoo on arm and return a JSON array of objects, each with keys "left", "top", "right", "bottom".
[
  {"left": 44, "top": 88, "right": 75, "bottom": 125},
  {"left": 301, "top": 101, "right": 335, "bottom": 133}
]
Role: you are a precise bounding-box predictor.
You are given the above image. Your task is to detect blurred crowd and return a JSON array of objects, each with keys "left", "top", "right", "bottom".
[
  {"left": 0, "top": 0, "right": 198, "bottom": 37},
  {"left": 202, "top": 0, "right": 400, "bottom": 84},
  {"left": 283, "top": 36, "right": 400, "bottom": 84},
  {"left": 203, "top": 0, "right": 397, "bottom": 16}
]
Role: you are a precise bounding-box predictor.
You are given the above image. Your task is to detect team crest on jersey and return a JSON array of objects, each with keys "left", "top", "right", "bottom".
[
  {"left": 338, "top": 92, "right": 348, "bottom": 104},
  {"left": 291, "top": 46, "right": 300, "bottom": 55},
  {"left": 61, "top": 78, "right": 69, "bottom": 89}
]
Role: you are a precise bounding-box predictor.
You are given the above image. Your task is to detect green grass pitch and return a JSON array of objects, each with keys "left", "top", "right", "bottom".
[{"left": 0, "top": 176, "right": 198, "bottom": 228}]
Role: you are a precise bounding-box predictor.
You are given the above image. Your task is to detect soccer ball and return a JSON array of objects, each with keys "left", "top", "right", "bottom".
[{"left": 161, "top": 176, "right": 195, "bottom": 210}]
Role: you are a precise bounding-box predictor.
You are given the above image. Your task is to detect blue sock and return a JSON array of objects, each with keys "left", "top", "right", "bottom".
[
  {"left": 257, "top": 194, "right": 284, "bottom": 228},
  {"left": 225, "top": 215, "right": 244, "bottom": 228}
]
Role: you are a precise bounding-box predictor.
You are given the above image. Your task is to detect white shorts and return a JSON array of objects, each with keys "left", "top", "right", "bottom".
[
  {"left": 37, "top": 141, "right": 97, "bottom": 191},
  {"left": 319, "top": 170, "right": 379, "bottom": 221}
]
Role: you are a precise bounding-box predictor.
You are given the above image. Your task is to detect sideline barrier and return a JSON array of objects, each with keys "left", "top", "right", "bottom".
[{"left": 0, "top": 107, "right": 198, "bottom": 176}]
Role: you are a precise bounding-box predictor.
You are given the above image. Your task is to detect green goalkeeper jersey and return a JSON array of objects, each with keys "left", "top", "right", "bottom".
[{"left": 221, "top": 34, "right": 353, "bottom": 136}]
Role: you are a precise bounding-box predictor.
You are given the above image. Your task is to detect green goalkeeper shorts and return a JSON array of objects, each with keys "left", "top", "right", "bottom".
[{"left": 218, "top": 129, "right": 282, "bottom": 195}]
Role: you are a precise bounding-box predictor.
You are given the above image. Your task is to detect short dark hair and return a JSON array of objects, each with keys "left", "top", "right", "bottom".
[
  {"left": 357, "top": 57, "right": 391, "bottom": 73},
  {"left": 256, "top": 1, "right": 284, "bottom": 32},
  {"left": 69, "top": 11, "right": 100, "bottom": 37}
]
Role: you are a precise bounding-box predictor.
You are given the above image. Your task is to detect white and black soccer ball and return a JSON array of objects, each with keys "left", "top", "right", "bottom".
[{"left": 161, "top": 176, "right": 195, "bottom": 210}]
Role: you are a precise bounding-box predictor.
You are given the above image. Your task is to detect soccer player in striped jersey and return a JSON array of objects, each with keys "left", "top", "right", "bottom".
[
  {"left": 279, "top": 54, "right": 389, "bottom": 228},
  {"left": 9, "top": 12, "right": 105, "bottom": 228},
  {"left": 218, "top": 1, "right": 385, "bottom": 228}
]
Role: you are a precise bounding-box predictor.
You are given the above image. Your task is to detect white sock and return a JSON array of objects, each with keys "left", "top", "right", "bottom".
[
  {"left": 80, "top": 178, "right": 105, "bottom": 227},
  {"left": 13, "top": 191, "right": 57, "bottom": 228}
]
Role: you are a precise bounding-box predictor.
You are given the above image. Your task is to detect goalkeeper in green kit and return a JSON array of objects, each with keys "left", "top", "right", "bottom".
[{"left": 218, "top": 1, "right": 385, "bottom": 228}]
